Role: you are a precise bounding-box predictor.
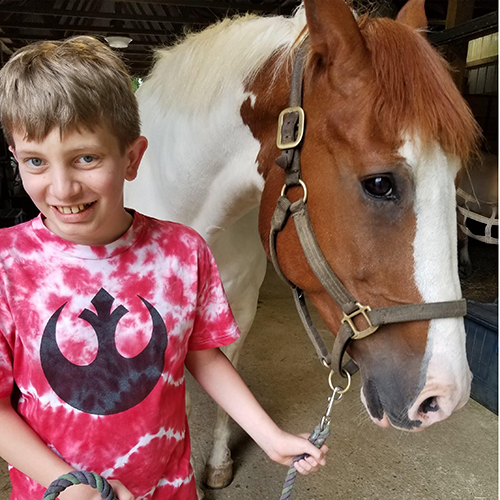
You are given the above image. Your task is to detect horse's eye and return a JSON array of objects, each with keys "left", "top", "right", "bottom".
[{"left": 362, "top": 175, "right": 394, "bottom": 199}]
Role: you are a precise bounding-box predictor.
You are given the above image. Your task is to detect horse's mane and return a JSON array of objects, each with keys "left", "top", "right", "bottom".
[
  {"left": 140, "top": 9, "right": 306, "bottom": 112},
  {"left": 360, "top": 17, "right": 480, "bottom": 162}
]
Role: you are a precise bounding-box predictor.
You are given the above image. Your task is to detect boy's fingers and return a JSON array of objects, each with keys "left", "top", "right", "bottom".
[
  {"left": 297, "top": 433, "right": 329, "bottom": 453},
  {"left": 305, "top": 454, "right": 322, "bottom": 468},
  {"left": 293, "top": 446, "right": 327, "bottom": 475},
  {"left": 285, "top": 434, "right": 329, "bottom": 471},
  {"left": 304, "top": 440, "right": 326, "bottom": 461},
  {"left": 295, "top": 457, "right": 320, "bottom": 475},
  {"left": 294, "top": 459, "right": 311, "bottom": 475},
  {"left": 318, "top": 444, "right": 328, "bottom": 463}
]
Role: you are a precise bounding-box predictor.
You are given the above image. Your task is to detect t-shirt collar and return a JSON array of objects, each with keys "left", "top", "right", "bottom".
[{"left": 30, "top": 209, "right": 146, "bottom": 260}]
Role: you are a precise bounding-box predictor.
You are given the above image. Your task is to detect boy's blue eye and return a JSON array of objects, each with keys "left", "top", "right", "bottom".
[
  {"left": 80, "top": 155, "right": 95, "bottom": 163},
  {"left": 28, "top": 158, "right": 43, "bottom": 167}
]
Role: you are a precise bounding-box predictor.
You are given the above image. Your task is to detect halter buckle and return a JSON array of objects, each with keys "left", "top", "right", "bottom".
[
  {"left": 276, "top": 106, "right": 305, "bottom": 150},
  {"left": 342, "top": 302, "right": 379, "bottom": 340}
]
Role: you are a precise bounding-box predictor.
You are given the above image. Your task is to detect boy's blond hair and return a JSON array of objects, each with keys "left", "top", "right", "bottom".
[{"left": 0, "top": 36, "right": 140, "bottom": 150}]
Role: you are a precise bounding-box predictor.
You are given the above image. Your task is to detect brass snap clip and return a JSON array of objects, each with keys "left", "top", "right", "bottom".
[{"left": 321, "top": 369, "right": 351, "bottom": 430}]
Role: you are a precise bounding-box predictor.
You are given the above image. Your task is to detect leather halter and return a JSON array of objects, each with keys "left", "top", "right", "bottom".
[{"left": 269, "top": 39, "right": 467, "bottom": 377}]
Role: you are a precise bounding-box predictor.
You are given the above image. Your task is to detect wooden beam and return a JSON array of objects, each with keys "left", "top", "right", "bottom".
[
  {"left": 429, "top": 11, "right": 498, "bottom": 45},
  {"left": 0, "top": 19, "right": 180, "bottom": 36},
  {"left": 103, "top": 0, "right": 275, "bottom": 10},
  {"left": 444, "top": 0, "right": 476, "bottom": 93},
  {"left": 445, "top": 0, "right": 475, "bottom": 29},
  {"left": 0, "top": 5, "right": 220, "bottom": 24},
  {"left": 0, "top": 16, "right": 211, "bottom": 33},
  {"left": 0, "top": 0, "right": 274, "bottom": 15}
]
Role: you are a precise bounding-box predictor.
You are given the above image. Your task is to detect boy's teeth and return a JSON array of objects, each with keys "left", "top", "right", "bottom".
[{"left": 57, "top": 204, "right": 89, "bottom": 214}]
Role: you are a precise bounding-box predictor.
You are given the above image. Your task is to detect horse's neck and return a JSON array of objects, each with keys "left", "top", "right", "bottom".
[{"left": 125, "top": 12, "right": 305, "bottom": 240}]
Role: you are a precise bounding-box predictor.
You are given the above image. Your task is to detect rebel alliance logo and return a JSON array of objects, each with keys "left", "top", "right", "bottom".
[{"left": 40, "top": 288, "right": 168, "bottom": 415}]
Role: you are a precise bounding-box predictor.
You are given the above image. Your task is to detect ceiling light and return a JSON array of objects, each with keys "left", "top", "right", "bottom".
[{"left": 105, "top": 36, "right": 132, "bottom": 49}]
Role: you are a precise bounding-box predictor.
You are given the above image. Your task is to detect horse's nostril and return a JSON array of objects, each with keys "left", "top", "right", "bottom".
[{"left": 419, "top": 396, "right": 440, "bottom": 414}]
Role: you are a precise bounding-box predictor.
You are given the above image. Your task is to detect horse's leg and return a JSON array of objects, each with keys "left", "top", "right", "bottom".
[
  {"left": 203, "top": 208, "right": 267, "bottom": 489},
  {"left": 457, "top": 208, "right": 472, "bottom": 277}
]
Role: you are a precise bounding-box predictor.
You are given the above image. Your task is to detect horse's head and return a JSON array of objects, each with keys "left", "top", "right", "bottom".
[{"left": 250, "top": 0, "right": 480, "bottom": 431}]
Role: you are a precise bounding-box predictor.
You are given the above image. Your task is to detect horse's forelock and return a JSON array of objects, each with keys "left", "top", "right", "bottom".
[{"left": 361, "top": 17, "right": 480, "bottom": 164}]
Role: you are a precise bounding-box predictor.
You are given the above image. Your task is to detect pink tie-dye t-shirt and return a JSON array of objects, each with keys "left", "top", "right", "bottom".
[{"left": 0, "top": 212, "right": 240, "bottom": 500}]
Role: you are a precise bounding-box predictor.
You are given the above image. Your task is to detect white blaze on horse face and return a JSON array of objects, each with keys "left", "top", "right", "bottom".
[{"left": 402, "top": 138, "right": 471, "bottom": 428}]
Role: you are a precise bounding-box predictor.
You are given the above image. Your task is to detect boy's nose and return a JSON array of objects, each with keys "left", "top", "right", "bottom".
[{"left": 50, "top": 168, "right": 80, "bottom": 200}]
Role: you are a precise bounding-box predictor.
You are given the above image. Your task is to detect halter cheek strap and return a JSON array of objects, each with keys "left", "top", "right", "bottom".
[{"left": 269, "top": 39, "right": 467, "bottom": 376}]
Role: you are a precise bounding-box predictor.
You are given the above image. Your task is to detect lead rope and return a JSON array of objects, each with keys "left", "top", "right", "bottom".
[
  {"left": 280, "top": 423, "right": 330, "bottom": 500},
  {"left": 44, "top": 471, "right": 116, "bottom": 500},
  {"left": 279, "top": 370, "right": 351, "bottom": 500}
]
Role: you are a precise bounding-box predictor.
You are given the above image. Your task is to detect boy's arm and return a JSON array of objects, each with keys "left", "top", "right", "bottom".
[
  {"left": 185, "top": 348, "right": 327, "bottom": 474},
  {"left": 0, "top": 397, "right": 133, "bottom": 500}
]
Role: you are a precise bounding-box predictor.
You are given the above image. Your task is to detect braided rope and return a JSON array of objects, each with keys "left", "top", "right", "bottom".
[
  {"left": 279, "top": 422, "right": 330, "bottom": 500},
  {"left": 43, "top": 471, "right": 116, "bottom": 500}
]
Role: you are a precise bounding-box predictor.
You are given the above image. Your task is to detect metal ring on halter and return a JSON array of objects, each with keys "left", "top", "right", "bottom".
[
  {"left": 280, "top": 179, "right": 308, "bottom": 203},
  {"left": 328, "top": 369, "right": 351, "bottom": 394}
]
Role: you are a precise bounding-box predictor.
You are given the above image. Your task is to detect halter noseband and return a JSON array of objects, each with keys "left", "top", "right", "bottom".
[{"left": 269, "top": 39, "right": 467, "bottom": 377}]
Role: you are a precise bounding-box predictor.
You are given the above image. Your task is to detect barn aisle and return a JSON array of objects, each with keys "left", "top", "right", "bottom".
[{"left": 0, "top": 262, "right": 497, "bottom": 500}]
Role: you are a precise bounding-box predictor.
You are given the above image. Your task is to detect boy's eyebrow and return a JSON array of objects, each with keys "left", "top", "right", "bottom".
[
  {"left": 14, "top": 148, "right": 43, "bottom": 156},
  {"left": 71, "top": 143, "right": 102, "bottom": 151},
  {"left": 16, "top": 144, "right": 104, "bottom": 156},
  {"left": 65, "top": 145, "right": 104, "bottom": 153}
]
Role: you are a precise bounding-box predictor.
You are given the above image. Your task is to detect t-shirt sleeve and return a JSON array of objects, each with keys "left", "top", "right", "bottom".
[{"left": 188, "top": 239, "right": 240, "bottom": 351}]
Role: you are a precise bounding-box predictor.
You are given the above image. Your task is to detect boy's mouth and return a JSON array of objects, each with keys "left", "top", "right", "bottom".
[{"left": 55, "top": 202, "right": 95, "bottom": 214}]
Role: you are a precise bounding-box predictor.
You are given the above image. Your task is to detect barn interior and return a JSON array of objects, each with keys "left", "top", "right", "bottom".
[{"left": 0, "top": 1, "right": 497, "bottom": 499}]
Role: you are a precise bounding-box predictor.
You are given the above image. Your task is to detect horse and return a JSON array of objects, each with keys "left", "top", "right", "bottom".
[{"left": 124, "top": 0, "right": 480, "bottom": 489}]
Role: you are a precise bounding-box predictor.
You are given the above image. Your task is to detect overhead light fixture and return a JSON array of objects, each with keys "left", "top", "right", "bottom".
[{"left": 105, "top": 36, "right": 132, "bottom": 49}]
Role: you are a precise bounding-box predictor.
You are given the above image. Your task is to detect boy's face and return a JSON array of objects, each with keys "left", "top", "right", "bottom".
[{"left": 10, "top": 126, "right": 147, "bottom": 246}]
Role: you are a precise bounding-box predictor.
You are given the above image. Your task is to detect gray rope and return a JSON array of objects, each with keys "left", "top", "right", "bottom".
[
  {"left": 43, "top": 471, "right": 116, "bottom": 500},
  {"left": 279, "top": 422, "right": 330, "bottom": 500}
]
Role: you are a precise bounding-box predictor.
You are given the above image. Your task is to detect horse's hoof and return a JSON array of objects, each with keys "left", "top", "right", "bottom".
[{"left": 203, "top": 461, "right": 234, "bottom": 489}]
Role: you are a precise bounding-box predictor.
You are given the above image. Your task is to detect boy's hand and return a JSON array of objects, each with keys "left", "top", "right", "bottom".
[
  {"left": 108, "top": 479, "right": 135, "bottom": 500},
  {"left": 57, "top": 479, "right": 134, "bottom": 500},
  {"left": 264, "top": 430, "right": 328, "bottom": 475}
]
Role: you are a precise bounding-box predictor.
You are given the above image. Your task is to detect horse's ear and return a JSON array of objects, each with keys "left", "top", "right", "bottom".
[
  {"left": 396, "top": 0, "right": 428, "bottom": 30},
  {"left": 303, "top": 0, "right": 369, "bottom": 75}
]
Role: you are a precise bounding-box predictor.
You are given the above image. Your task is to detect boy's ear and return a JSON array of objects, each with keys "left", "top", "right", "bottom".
[
  {"left": 125, "top": 135, "right": 148, "bottom": 181},
  {"left": 8, "top": 145, "right": 18, "bottom": 162}
]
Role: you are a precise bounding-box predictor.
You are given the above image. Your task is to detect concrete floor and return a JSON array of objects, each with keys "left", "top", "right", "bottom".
[{"left": 0, "top": 254, "right": 497, "bottom": 500}]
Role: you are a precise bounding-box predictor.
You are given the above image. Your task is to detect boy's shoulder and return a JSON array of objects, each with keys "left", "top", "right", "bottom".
[
  {"left": 0, "top": 218, "right": 35, "bottom": 253},
  {"left": 137, "top": 212, "right": 209, "bottom": 251}
]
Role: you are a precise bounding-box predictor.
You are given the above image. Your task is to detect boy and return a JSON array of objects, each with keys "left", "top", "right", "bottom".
[{"left": 0, "top": 37, "right": 327, "bottom": 500}]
